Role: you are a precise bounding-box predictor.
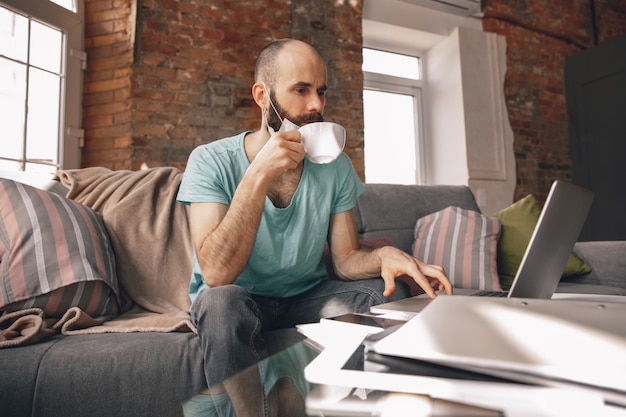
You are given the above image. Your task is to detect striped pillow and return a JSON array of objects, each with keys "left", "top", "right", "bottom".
[
  {"left": 413, "top": 206, "right": 501, "bottom": 291},
  {"left": 0, "top": 179, "right": 119, "bottom": 318}
]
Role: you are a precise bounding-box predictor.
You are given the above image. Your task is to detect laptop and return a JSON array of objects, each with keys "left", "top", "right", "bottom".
[{"left": 370, "top": 180, "right": 595, "bottom": 317}]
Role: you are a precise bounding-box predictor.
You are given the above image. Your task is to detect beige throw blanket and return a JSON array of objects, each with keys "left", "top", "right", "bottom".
[
  {"left": 1, "top": 167, "right": 196, "bottom": 348},
  {"left": 0, "top": 306, "right": 194, "bottom": 347}
]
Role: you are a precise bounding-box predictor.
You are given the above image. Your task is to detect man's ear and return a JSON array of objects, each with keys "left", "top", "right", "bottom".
[{"left": 252, "top": 83, "right": 268, "bottom": 108}]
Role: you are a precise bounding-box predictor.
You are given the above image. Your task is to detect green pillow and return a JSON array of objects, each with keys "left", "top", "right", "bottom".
[{"left": 492, "top": 194, "right": 591, "bottom": 289}]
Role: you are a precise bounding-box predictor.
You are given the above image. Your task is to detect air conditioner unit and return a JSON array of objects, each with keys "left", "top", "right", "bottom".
[{"left": 398, "top": 0, "right": 482, "bottom": 18}]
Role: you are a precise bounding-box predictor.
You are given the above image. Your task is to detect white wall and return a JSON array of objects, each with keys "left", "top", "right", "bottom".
[
  {"left": 457, "top": 27, "right": 516, "bottom": 214},
  {"left": 363, "top": 0, "right": 516, "bottom": 214},
  {"left": 423, "top": 27, "right": 467, "bottom": 186},
  {"left": 424, "top": 26, "right": 516, "bottom": 215}
]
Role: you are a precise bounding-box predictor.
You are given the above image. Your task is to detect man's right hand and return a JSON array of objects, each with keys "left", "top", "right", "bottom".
[{"left": 250, "top": 130, "right": 305, "bottom": 181}]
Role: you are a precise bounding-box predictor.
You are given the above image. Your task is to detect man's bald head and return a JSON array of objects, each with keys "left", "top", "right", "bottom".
[{"left": 254, "top": 39, "right": 324, "bottom": 89}]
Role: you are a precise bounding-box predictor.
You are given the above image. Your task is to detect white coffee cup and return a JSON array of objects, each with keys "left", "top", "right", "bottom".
[{"left": 298, "top": 122, "right": 346, "bottom": 164}]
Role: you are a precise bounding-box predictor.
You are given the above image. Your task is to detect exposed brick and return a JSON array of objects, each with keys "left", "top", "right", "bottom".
[
  {"left": 89, "top": 8, "right": 133, "bottom": 24},
  {"left": 86, "top": 20, "right": 114, "bottom": 37},
  {"left": 85, "top": 77, "right": 131, "bottom": 94},
  {"left": 113, "top": 136, "right": 133, "bottom": 148},
  {"left": 84, "top": 69, "right": 114, "bottom": 82},
  {"left": 83, "top": 114, "right": 113, "bottom": 129},
  {"left": 82, "top": 147, "right": 131, "bottom": 169},
  {"left": 113, "top": 88, "right": 131, "bottom": 102},
  {"left": 134, "top": 99, "right": 161, "bottom": 112},
  {"left": 91, "top": 33, "right": 129, "bottom": 47},
  {"left": 92, "top": 123, "right": 132, "bottom": 139},
  {"left": 82, "top": 137, "right": 113, "bottom": 150},
  {"left": 83, "top": 90, "right": 114, "bottom": 106},
  {"left": 133, "top": 124, "right": 168, "bottom": 137},
  {"left": 84, "top": 101, "right": 131, "bottom": 117},
  {"left": 113, "top": 111, "right": 131, "bottom": 125},
  {"left": 85, "top": 0, "right": 114, "bottom": 16},
  {"left": 483, "top": 0, "right": 626, "bottom": 201}
]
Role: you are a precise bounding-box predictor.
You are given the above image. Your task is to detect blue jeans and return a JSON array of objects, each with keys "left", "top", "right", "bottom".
[{"left": 190, "top": 277, "right": 409, "bottom": 386}]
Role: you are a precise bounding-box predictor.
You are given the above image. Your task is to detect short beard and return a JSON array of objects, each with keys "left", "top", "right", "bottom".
[{"left": 267, "top": 92, "right": 324, "bottom": 132}]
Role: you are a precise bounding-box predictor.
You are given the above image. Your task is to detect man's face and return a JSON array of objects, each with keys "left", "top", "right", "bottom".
[
  {"left": 265, "top": 43, "right": 328, "bottom": 133},
  {"left": 266, "top": 90, "right": 324, "bottom": 133}
]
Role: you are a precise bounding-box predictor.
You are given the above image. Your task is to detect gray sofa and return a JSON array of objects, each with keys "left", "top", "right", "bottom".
[{"left": 1, "top": 169, "right": 625, "bottom": 417}]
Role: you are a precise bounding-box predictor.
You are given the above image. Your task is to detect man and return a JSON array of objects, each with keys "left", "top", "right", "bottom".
[{"left": 177, "top": 38, "right": 451, "bottom": 415}]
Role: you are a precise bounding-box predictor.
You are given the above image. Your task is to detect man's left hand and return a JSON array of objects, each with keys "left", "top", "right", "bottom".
[{"left": 377, "top": 246, "right": 452, "bottom": 298}]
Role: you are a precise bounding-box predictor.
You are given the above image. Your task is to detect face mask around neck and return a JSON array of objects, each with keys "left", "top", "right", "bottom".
[{"left": 264, "top": 85, "right": 299, "bottom": 136}]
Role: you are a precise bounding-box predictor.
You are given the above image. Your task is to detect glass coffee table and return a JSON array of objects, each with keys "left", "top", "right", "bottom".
[
  {"left": 175, "top": 319, "right": 506, "bottom": 417},
  {"left": 175, "top": 316, "right": 617, "bottom": 417},
  {"left": 177, "top": 337, "right": 321, "bottom": 417}
]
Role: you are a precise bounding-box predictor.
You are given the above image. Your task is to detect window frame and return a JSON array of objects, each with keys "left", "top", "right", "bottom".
[
  {"left": 362, "top": 48, "right": 427, "bottom": 185},
  {"left": 0, "top": 0, "right": 84, "bottom": 171}
]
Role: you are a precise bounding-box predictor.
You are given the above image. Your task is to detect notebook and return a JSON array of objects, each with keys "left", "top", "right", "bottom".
[{"left": 371, "top": 180, "right": 595, "bottom": 317}]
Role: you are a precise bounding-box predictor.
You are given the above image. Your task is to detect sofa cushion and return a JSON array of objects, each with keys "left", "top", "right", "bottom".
[
  {"left": 564, "top": 241, "right": 626, "bottom": 293},
  {"left": 493, "top": 194, "right": 591, "bottom": 289},
  {"left": 413, "top": 206, "right": 501, "bottom": 291},
  {"left": 0, "top": 179, "right": 119, "bottom": 318},
  {"left": 17, "top": 333, "right": 206, "bottom": 417},
  {"left": 0, "top": 333, "right": 60, "bottom": 415}
]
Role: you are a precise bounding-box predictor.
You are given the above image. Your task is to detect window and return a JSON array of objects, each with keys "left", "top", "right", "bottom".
[
  {"left": 363, "top": 48, "right": 420, "bottom": 80},
  {"left": 0, "top": 0, "right": 84, "bottom": 173},
  {"left": 362, "top": 48, "right": 425, "bottom": 185},
  {"left": 50, "top": 0, "right": 76, "bottom": 11}
]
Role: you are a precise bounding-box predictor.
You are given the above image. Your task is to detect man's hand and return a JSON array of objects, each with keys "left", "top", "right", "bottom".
[
  {"left": 250, "top": 130, "right": 305, "bottom": 181},
  {"left": 377, "top": 246, "right": 452, "bottom": 299}
]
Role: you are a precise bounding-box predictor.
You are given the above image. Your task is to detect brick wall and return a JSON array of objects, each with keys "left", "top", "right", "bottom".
[
  {"left": 482, "top": 0, "right": 626, "bottom": 201},
  {"left": 82, "top": 0, "right": 365, "bottom": 175},
  {"left": 83, "top": 0, "right": 626, "bottom": 195},
  {"left": 82, "top": 0, "right": 135, "bottom": 170}
]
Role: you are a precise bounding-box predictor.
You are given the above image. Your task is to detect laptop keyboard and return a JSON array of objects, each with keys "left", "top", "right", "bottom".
[{"left": 472, "top": 290, "right": 509, "bottom": 297}]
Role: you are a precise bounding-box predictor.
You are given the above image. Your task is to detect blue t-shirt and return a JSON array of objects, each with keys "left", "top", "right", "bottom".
[{"left": 176, "top": 132, "right": 365, "bottom": 301}]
